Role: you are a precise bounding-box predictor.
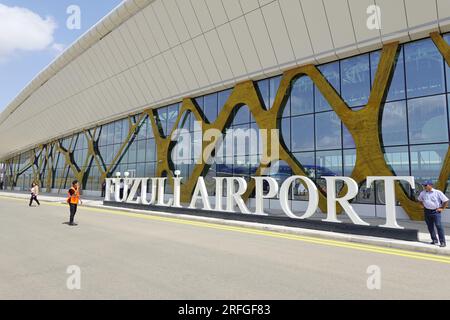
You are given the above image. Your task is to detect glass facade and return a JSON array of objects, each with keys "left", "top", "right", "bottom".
[{"left": 3, "top": 33, "right": 450, "bottom": 208}]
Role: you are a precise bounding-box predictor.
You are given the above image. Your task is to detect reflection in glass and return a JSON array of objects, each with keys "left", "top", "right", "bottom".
[
  {"left": 137, "top": 140, "right": 146, "bottom": 163},
  {"left": 268, "top": 160, "right": 291, "bottom": 198},
  {"left": 291, "top": 115, "right": 314, "bottom": 152},
  {"left": 316, "top": 150, "right": 343, "bottom": 178},
  {"left": 114, "top": 121, "right": 122, "bottom": 143},
  {"left": 381, "top": 101, "right": 408, "bottom": 146},
  {"left": 343, "top": 149, "right": 356, "bottom": 176},
  {"left": 342, "top": 124, "right": 355, "bottom": 149},
  {"left": 410, "top": 144, "right": 448, "bottom": 198},
  {"left": 269, "top": 76, "right": 281, "bottom": 109},
  {"left": 341, "top": 54, "right": 370, "bottom": 107},
  {"left": 146, "top": 139, "right": 156, "bottom": 162},
  {"left": 371, "top": 48, "right": 406, "bottom": 101},
  {"left": 408, "top": 95, "right": 448, "bottom": 144},
  {"left": 137, "top": 116, "right": 147, "bottom": 140},
  {"left": 280, "top": 118, "right": 291, "bottom": 149},
  {"left": 167, "top": 104, "right": 179, "bottom": 134},
  {"left": 315, "top": 62, "right": 340, "bottom": 112},
  {"left": 218, "top": 89, "right": 232, "bottom": 113},
  {"left": 203, "top": 94, "right": 218, "bottom": 123},
  {"left": 405, "top": 38, "right": 445, "bottom": 98},
  {"left": 233, "top": 105, "right": 250, "bottom": 125},
  {"left": 446, "top": 34, "right": 450, "bottom": 92},
  {"left": 384, "top": 146, "right": 410, "bottom": 176},
  {"left": 294, "top": 152, "right": 315, "bottom": 179},
  {"left": 291, "top": 76, "right": 313, "bottom": 116},
  {"left": 315, "top": 112, "right": 341, "bottom": 150},
  {"left": 256, "top": 79, "right": 269, "bottom": 109}
]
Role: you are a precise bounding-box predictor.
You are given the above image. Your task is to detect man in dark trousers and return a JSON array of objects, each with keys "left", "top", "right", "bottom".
[
  {"left": 418, "top": 181, "right": 448, "bottom": 247},
  {"left": 67, "top": 180, "right": 82, "bottom": 226}
]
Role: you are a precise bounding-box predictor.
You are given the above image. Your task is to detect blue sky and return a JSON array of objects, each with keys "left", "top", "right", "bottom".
[{"left": 0, "top": 0, "right": 123, "bottom": 111}]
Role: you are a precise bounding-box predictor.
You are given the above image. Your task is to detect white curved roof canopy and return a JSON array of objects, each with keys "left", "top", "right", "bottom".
[{"left": 1, "top": 0, "right": 450, "bottom": 160}]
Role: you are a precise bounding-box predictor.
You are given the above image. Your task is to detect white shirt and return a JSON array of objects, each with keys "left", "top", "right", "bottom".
[{"left": 418, "top": 189, "right": 449, "bottom": 210}]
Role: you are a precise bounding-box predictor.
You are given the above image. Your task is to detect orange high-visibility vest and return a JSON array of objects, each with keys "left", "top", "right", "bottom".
[{"left": 67, "top": 187, "right": 80, "bottom": 205}]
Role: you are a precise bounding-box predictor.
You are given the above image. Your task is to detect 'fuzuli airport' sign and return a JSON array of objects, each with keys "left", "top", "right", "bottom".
[{"left": 104, "top": 175, "right": 416, "bottom": 230}]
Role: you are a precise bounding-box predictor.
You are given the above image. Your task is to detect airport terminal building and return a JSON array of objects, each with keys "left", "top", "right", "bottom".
[{"left": 1, "top": 0, "right": 450, "bottom": 221}]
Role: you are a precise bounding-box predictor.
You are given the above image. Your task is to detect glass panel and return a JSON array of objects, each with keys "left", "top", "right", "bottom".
[
  {"left": 381, "top": 101, "right": 408, "bottom": 146},
  {"left": 167, "top": 104, "right": 179, "bottom": 135},
  {"left": 250, "top": 122, "right": 262, "bottom": 156},
  {"left": 114, "top": 120, "right": 122, "bottom": 143},
  {"left": 256, "top": 79, "right": 270, "bottom": 109},
  {"left": 233, "top": 105, "right": 250, "bottom": 125},
  {"left": 156, "top": 108, "right": 168, "bottom": 135},
  {"left": 370, "top": 48, "right": 406, "bottom": 101},
  {"left": 343, "top": 149, "right": 356, "bottom": 176},
  {"left": 410, "top": 144, "right": 448, "bottom": 198},
  {"left": 384, "top": 146, "right": 410, "bottom": 176},
  {"left": 316, "top": 150, "right": 343, "bottom": 194},
  {"left": 291, "top": 76, "right": 314, "bottom": 116},
  {"left": 280, "top": 117, "right": 291, "bottom": 149},
  {"left": 137, "top": 116, "right": 147, "bottom": 140},
  {"left": 218, "top": 89, "right": 232, "bottom": 113},
  {"left": 315, "top": 62, "right": 340, "bottom": 112},
  {"left": 204, "top": 93, "right": 218, "bottom": 123},
  {"left": 291, "top": 115, "right": 314, "bottom": 152},
  {"left": 268, "top": 160, "right": 291, "bottom": 189},
  {"left": 127, "top": 141, "right": 137, "bottom": 164},
  {"left": 269, "top": 76, "right": 281, "bottom": 109},
  {"left": 341, "top": 54, "right": 370, "bottom": 107},
  {"left": 342, "top": 124, "right": 355, "bottom": 149},
  {"left": 408, "top": 95, "right": 448, "bottom": 144},
  {"left": 444, "top": 34, "right": 450, "bottom": 93},
  {"left": 294, "top": 152, "right": 315, "bottom": 179},
  {"left": 216, "top": 161, "right": 233, "bottom": 177},
  {"left": 405, "top": 38, "right": 445, "bottom": 98},
  {"left": 315, "top": 111, "right": 342, "bottom": 150},
  {"left": 144, "top": 163, "right": 155, "bottom": 177},
  {"left": 107, "top": 124, "right": 114, "bottom": 145},
  {"left": 233, "top": 157, "right": 250, "bottom": 178},
  {"left": 232, "top": 123, "right": 251, "bottom": 158},
  {"left": 316, "top": 150, "right": 343, "bottom": 177},
  {"left": 121, "top": 119, "right": 129, "bottom": 143},
  {"left": 137, "top": 140, "right": 146, "bottom": 163},
  {"left": 195, "top": 96, "right": 204, "bottom": 109}
]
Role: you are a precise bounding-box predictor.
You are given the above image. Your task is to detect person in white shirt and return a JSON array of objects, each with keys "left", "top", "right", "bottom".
[
  {"left": 29, "top": 182, "right": 40, "bottom": 207},
  {"left": 418, "top": 181, "right": 448, "bottom": 247}
]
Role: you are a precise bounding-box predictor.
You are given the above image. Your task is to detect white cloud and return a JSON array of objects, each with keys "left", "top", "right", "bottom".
[
  {"left": 0, "top": 4, "right": 57, "bottom": 60},
  {"left": 51, "top": 43, "right": 66, "bottom": 55}
]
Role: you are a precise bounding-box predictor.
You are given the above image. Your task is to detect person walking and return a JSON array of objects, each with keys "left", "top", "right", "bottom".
[
  {"left": 418, "top": 181, "right": 448, "bottom": 248},
  {"left": 29, "top": 182, "right": 40, "bottom": 207},
  {"left": 101, "top": 180, "right": 106, "bottom": 198},
  {"left": 67, "top": 180, "right": 82, "bottom": 226}
]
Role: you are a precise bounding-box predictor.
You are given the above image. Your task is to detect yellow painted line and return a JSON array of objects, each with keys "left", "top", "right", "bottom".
[{"left": 1, "top": 195, "right": 450, "bottom": 264}]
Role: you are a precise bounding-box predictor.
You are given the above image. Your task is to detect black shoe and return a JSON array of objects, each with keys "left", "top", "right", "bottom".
[
  {"left": 440, "top": 243, "right": 446, "bottom": 248},
  {"left": 430, "top": 241, "right": 439, "bottom": 245}
]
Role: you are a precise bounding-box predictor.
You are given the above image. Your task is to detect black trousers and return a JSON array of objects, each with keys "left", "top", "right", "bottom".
[
  {"left": 29, "top": 194, "right": 40, "bottom": 206},
  {"left": 69, "top": 203, "right": 78, "bottom": 224}
]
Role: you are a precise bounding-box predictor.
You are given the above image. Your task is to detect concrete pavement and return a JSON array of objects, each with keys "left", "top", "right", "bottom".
[
  {"left": 1, "top": 191, "right": 450, "bottom": 256},
  {"left": 1, "top": 195, "right": 450, "bottom": 299}
]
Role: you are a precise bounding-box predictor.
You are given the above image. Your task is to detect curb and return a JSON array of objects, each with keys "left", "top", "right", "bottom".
[{"left": 90, "top": 203, "right": 450, "bottom": 257}]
